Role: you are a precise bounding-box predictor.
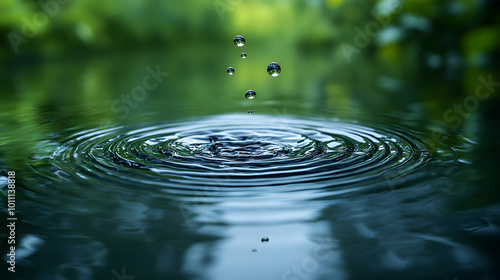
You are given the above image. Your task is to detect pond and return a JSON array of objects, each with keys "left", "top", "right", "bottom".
[{"left": 1, "top": 45, "right": 500, "bottom": 280}]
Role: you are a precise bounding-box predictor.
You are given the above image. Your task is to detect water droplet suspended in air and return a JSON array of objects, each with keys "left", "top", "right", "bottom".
[
  {"left": 245, "top": 90, "right": 256, "bottom": 99},
  {"left": 241, "top": 52, "right": 247, "bottom": 58},
  {"left": 261, "top": 237, "right": 269, "bottom": 243},
  {"left": 233, "top": 35, "right": 245, "bottom": 47},
  {"left": 248, "top": 110, "right": 252, "bottom": 114},
  {"left": 226, "top": 67, "right": 235, "bottom": 75},
  {"left": 267, "top": 62, "right": 281, "bottom": 77}
]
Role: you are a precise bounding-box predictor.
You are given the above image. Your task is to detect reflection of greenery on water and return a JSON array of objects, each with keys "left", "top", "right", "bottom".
[{"left": 1, "top": 0, "right": 499, "bottom": 175}]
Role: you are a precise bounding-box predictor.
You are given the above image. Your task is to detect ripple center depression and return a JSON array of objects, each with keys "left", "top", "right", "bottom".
[{"left": 45, "top": 115, "right": 432, "bottom": 195}]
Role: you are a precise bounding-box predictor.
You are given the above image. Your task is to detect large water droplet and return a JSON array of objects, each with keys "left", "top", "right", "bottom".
[
  {"left": 261, "top": 237, "right": 269, "bottom": 243},
  {"left": 241, "top": 52, "right": 247, "bottom": 58},
  {"left": 245, "top": 90, "right": 256, "bottom": 99},
  {"left": 267, "top": 62, "right": 281, "bottom": 77},
  {"left": 226, "top": 67, "right": 235, "bottom": 75},
  {"left": 233, "top": 35, "right": 245, "bottom": 47}
]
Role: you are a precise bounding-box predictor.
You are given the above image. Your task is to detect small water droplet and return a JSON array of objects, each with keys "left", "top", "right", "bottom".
[
  {"left": 226, "top": 67, "right": 235, "bottom": 75},
  {"left": 267, "top": 62, "right": 281, "bottom": 77},
  {"left": 241, "top": 52, "right": 247, "bottom": 58},
  {"left": 233, "top": 35, "right": 245, "bottom": 47},
  {"left": 245, "top": 90, "right": 256, "bottom": 99},
  {"left": 261, "top": 237, "right": 269, "bottom": 243},
  {"left": 248, "top": 110, "right": 253, "bottom": 114}
]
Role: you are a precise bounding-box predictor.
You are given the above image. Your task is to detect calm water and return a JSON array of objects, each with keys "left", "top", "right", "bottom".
[{"left": 1, "top": 48, "right": 500, "bottom": 280}]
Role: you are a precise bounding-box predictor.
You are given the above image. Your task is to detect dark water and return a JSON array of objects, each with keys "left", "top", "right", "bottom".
[
  {"left": 1, "top": 50, "right": 500, "bottom": 280},
  {"left": 2, "top": 114, "right": 500, "bottom": 280}
]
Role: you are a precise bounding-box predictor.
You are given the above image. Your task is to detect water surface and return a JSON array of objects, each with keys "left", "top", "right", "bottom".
[{"left": 1, "top": 49, "right": 500, "bottom": 280}]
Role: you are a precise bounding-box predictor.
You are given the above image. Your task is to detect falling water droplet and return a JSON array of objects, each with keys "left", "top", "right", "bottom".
[
  {"left": 248, "top": 110, "right": 253, "bottom": 114},
  {"left": 267, "top": 62, "right": 281, "bottom": 77},
  {"left": 226, "top": 67, "right": 235, "bottom": 75},
  {"left": 261, "top": 237, "right": 269, "bottom": 243},
  {"left": 245, "top": 90, "right": 256, "bottom": 99},
  {"left": 241, "top": 52, "right": 247, "bottom": 58},
  {"left": 233, "top": 35, "right": 245, "bottom": 47}
]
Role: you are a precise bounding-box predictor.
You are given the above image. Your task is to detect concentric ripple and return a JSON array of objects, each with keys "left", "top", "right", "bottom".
[{"left": 47, "top": 115, "right": 433, "bottom": 195}]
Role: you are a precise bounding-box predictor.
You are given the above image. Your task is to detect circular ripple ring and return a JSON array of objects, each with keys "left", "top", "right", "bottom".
[{"left": 48, "top": 115, "right": 431, "bottom": 195}]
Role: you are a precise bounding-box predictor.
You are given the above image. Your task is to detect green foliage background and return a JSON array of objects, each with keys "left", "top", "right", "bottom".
[{"left": 0, "top": 0, "right": 499, "bottom": 163}]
